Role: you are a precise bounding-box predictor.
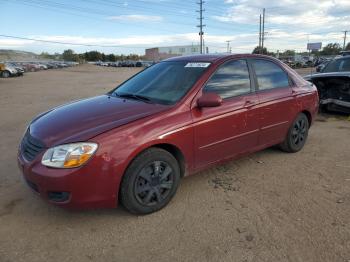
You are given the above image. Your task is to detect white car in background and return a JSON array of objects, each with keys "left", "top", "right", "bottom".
[{"left": 0, "top": 63, "right": 19, "bottom": 78}]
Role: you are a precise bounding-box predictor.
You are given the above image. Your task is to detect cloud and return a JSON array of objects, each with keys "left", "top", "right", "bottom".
[
  {"left": 0, "top": 39, "right": 33, "bottom": 48},
  {"left": 0, "top": 29, "right": 343, "bottom": 55},
  {"left": 2, "top": 0, "right": 350, "bottom": 54},
  {"left": 106, "top": 15, "right": 163, "bottom": 22},
  {"left": 212, "top": 0, "right": 350, "bottom": 32}
]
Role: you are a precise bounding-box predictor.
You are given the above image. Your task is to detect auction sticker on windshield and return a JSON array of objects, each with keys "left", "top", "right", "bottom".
[{"left": 185, "top": 62, "right": 211, "bottom": 68}]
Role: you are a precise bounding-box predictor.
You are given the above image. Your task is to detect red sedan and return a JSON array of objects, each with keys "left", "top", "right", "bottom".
[{"left": 18, "top": 54, "right": 319, "bottom": 214}]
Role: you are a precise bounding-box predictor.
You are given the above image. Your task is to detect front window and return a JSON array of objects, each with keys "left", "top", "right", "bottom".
[
  {"left": 111, "top": 61, "right": 210, "bottom": 105},
  {"left": 203, "top": 59, "right": 251, "bottom": 99},
  {"left": 323, "top": 58, "right": 350, "bottom": 72}
]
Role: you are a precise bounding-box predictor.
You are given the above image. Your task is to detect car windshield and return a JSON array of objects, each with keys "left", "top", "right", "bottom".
[
  {"left": 111, "top": 61, "right": 210, "bottom": 105},
  {"left": 323, "top": 58, "right": 350, "bottom": 73}
]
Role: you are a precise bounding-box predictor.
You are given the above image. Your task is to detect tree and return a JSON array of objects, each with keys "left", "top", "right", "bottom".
[
  {"left": 320, "top": 43, "right": 342, "bottom": 55},
  {"left": 282, "top": 50, "right": 295, "bottom": 56},
  {"left": 346, "top": 42, "right": 350, "bottom": 51},
  {"left": 101, "top": 53, "right": 106, "bottom": 62},
  {"left": 252, "top": 46, "right": 268, "bottom": 55},
  {"left": 62, "top": 49, "right": 79, "bottom": 61},
  {"left": 39, "top": 52, "right": 57, "bottom": 60},
  {"left": 107, "top": 54, "right": 116, "bottom": 62}
]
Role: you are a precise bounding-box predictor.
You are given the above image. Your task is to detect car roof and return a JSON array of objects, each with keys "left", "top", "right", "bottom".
[
  {"left": 334, "top": 55, "right": 350, "bottom": 60},
  {"left": 164, "top": 54, "right": 273, "bottom": 63}
]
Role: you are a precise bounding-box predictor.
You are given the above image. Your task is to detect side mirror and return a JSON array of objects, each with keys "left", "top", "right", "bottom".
[{"left": 197, "top": 92, "right": 222, "bottom": 108}]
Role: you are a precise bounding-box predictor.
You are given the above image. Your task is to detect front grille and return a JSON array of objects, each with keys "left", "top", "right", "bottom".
[{"left": 21, "top": 129, "right": 45, "bottom": 161}]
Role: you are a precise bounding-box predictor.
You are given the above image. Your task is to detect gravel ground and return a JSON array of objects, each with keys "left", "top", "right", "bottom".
[{"left": 0, "top": 64, "right": 349, "bottom": 262}]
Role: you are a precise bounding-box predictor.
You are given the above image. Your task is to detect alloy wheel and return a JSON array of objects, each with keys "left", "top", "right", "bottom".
[{"left": 292, "top": 118, "right": 307, "bottom": 146}]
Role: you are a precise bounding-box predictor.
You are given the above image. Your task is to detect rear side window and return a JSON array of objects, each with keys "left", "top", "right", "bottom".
[
  {"left": 203, "top": 59, "right": 251, "bottom": 99},
  {"left": 323, "top": 58, "right": 350, "bottom": 72},
  {"left": 340, "top": 59, "right": 350, "bottom": 71},
  {"left": 253, "top": 59, "right": 289, "bottom": 90}
]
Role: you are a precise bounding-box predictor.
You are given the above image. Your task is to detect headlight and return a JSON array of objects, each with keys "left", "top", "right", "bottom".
[{"left": 41, "top": 142, "right": 98, "bottom": 168}]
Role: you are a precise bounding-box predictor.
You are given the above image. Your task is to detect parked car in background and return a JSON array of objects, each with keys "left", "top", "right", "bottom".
[
  {"left": 45, "top": 63, "right": 56, "bottom": 69},
  {"left": 6, "top": 62, "right": 24, "bottom": 76},
  {"left": 23, "top": 63, "right": 41, "bottom": 72},
  {"left": 135, "top": 61, "right": 143, "bottom": 67},
  {"left": 36, "top": 63, "right": 48, "bottom": 70},
  {"left": 0, "top": 63, "right": 19, "bottom": 77},
  {"left": 340, "top": 51, "right": 350, "bottom": 57},
  {"left": 142, "top": 61, "right": 152, "bottom": 67},
  {"left": 316, "top": 61, "right": 330, "bottom": 72},
  {"left": 305, "top": 55, "right": 350, "bottom": 113},
  {"left": 18, "top": 54, "right": 319, "bottom": 214}
]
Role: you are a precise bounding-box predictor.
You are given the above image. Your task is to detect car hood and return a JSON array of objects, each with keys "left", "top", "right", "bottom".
[
  {"left": 304, "top": 72, "right": 350, "bottom": 80},
  {"left": 29, "top": 95, "right": 169, "bottom": 146},
  {"left": 5, "top": 66, "right": 16, "bottom": 71}
]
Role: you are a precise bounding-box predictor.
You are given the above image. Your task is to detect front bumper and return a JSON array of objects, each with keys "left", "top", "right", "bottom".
[{"left": 17, "top": 152, "right": 118, "bottom": 209}]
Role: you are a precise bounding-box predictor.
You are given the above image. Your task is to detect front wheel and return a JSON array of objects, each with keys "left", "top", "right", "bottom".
[
  {"left": 280, "top": 113, "right": 309, "bottom": 153},
  {"left": 1, "top": 70, "right": 10, "bottom": 78},
  {"left": 120, "top": 148, "right": 180, "bottom": 215}
]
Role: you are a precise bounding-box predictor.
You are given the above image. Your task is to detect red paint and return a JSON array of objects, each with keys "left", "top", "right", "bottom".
[
  {"left": 197, "top": 92, "right": 223, "bottom": 108},
  {"left": 17, "top": 54, "right": 319, "bottom": 209}
]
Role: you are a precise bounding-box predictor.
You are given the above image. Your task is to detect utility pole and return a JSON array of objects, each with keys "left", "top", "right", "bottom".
[
  {"left": 197, "top": 0, "right": 205, "bottom": 54},
  {"left": 261, "top": 8, "right": 265, "bottom": 54},
  {"left": 259, "top": 14, "right": 262, "bottom": 51},
  {"left": 203, "top": 38, "right": 205, "bottom": 54},
  {"left": 343, "top": 30, "right": 348, "bottom": 50},
  {"left": 226, "top": 40, "right": 231, "bottom": 53}
]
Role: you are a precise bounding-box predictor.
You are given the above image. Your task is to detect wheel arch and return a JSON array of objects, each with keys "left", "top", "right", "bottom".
[
  {"left": 301, "top": 110, "right": 312, "bottom": 127},
  {"left": 152, "top": 143, "right": 186, "bottom": 177},
  {"left": 121, "top": 142, "right": 187, "bottom": 180},
  {"left": 117, "top": 142, "right": 186, "bottom": 207}
]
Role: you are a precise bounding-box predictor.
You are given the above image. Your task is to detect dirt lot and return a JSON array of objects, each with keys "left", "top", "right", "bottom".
[{"left": 0, "top": 64, "right": 349, "bottom": 262}]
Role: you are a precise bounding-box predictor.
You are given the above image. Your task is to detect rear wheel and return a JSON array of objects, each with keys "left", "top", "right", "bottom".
[
  {"left": 120, "top": 148, "right": 180, "bottom": 214},
  {"left": 280, "top": 113, "right": 309, "bottom": 153}
]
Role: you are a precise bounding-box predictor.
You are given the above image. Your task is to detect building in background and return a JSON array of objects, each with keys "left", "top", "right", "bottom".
[{"left": 145, "top": 45, "right": 201, "bottom": 61}]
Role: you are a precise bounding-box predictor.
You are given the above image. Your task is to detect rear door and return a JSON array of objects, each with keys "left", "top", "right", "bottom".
[
  {"left": 250, "top": 59, "right": 296, "bottom": 147},
  {"left": 191, "top": 59, "right": 260, "bottom": 170}
]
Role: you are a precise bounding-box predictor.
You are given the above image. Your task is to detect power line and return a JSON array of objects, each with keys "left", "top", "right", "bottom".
[
  {"left": 5, "top": 0, "right": 194, "bottom": 34},
  {"left": 0, "top": 34, "right": 149, "bottom": 48}
]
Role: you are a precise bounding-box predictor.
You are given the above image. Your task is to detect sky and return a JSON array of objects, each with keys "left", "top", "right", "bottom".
[{"left": 1, "top": 0, "right": 350, "bottom": 55}]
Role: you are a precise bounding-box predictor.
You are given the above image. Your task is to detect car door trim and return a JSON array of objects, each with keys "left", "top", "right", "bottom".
[
  {"left": 260, "top": 120, "right": 289, "bottom": 131},
  {"left": 199, "top": 128, "right": 260, "bottom": 150}
]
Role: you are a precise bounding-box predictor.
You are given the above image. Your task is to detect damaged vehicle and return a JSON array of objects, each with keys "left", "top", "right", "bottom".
[{"left": 305, "top": 56, "right": 350, "bottom": 113}]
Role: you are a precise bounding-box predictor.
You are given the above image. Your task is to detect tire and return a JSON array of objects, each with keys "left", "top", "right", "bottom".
[
  {"left": 120, "top": 148, "right": 180, "bottom": 215},
  {"left": 1, "top": 70, "right": 10, "bottom": 78},
  {"left": 280, "top": 113, "right": 309, "bottom": 153}
]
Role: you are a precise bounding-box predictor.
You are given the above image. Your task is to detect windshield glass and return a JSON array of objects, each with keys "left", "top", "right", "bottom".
[
  {"left": 112, "top": 61, "right": 210, "bottom": 105},
  {"left": 323, "top": 58, "right": 350, "bottom": 73}
]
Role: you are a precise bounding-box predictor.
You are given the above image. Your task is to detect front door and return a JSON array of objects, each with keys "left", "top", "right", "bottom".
[{"left": 191, "top": 59, "right": 260, "bottom": 170}]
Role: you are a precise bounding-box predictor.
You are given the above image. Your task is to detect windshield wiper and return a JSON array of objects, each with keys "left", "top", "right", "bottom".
[{"left": 114, "top": 92, "right": 153, "bottom": 103}]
